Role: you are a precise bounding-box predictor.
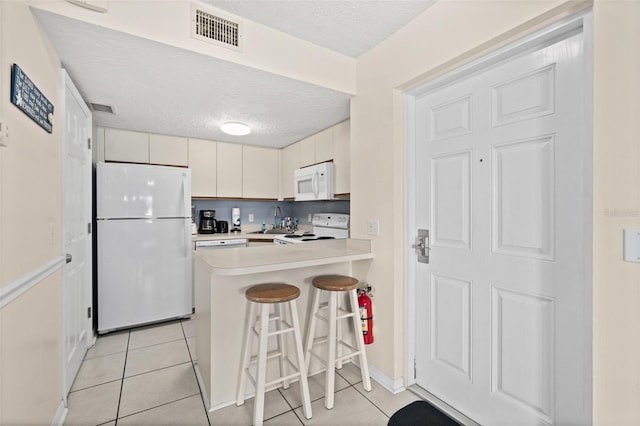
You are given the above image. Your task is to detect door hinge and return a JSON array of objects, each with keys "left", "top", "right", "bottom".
[
  {"left": 414, "top": 356, "right": 417, "bottom": 379},
  {"left": 87, "top": 307, "right": 92, "bottom": 318},
  {"left": 87, "top": 137, "right": 91, "bottom": 150},
  {"left": 88, "top": 222, "right": 92, "bottom": 234}
]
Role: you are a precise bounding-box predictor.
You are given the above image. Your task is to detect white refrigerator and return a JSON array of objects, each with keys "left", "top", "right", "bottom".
[{"left": 96, "top": 162, "right": 192, "bottom": 333}]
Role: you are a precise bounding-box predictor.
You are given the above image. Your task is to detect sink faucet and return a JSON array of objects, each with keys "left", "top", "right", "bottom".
[{"left": 274, "top": 206, "right": 282, "bottom": 229}]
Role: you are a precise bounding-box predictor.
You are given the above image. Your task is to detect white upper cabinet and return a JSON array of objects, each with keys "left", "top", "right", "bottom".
[
  {"left": 332, "top": 120, "right": 350, "bottom": 196},
  {"left": 216, "top": 142, "right": 243, "bottom": 198},
  {"left": 149, "top": 134, "right": 188, "bottom": 166},
  {"left": 188, "top": 138, "right": 217, "bottom": 198},
  {"left": 243, "top": 146, "right": 279, "bottom": 199},
  {"left": 314, "top": 127, "right": 334, "bottom": 164},
  {"left": 104, "top": 128, "right": 149, "bottom": 163},
  {"left": 298, "top": 135, "right": 315, "bottom": 167},
  {"left": 279, "top": 143, "right": 301, "bottom": 199}
]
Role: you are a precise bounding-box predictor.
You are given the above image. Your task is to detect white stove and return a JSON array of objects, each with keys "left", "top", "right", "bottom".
[{"left": 274, "top": 213, "right": 349, "bottom": 245}]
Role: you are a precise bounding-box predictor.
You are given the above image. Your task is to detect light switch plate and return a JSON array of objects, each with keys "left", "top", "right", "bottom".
[
  {"left": 367, "top": 219, "right": 379, "bottom": 236},
  {"left": 0, "top": 121, "right": 9, "bottom": 147},
  {"left": 248, "top": 214, "right": 254, "bottom": 223},
  {"left": 623, "top": 229, "right": 640, "bottom": 263}
]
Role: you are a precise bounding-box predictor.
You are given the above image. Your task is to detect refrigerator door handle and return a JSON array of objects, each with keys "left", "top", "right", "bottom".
[
  {"left": 181, "top": 175, "right": 188, "bottom": 218},
  {"left": 185, "top": 220, "right": 190, "bottom": 258}
]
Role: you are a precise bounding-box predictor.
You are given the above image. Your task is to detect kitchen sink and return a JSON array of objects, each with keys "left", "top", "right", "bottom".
[{"left": 247, "top": 229, "right": 293, "bottom": 235}]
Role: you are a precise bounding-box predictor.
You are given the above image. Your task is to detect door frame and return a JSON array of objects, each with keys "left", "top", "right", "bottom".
[
  {"left": 61, "top": 69, "right": 94, "bottom": 403},
  {"left": 404, "top": 9, "right": 593, "bottom": 417}
]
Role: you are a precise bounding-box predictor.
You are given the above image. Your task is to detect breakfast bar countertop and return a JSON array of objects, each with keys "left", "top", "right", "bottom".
[{"left": 193, "top": 238, "right": 373, "bottom": 276}]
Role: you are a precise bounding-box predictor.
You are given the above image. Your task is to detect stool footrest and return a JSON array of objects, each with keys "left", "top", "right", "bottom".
[{"left": 248, "top": 349, "right": 284, "bottom": 365}]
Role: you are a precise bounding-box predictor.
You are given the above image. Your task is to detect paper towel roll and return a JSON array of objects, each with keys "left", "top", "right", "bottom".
[{"left": 232, "top": 207, "right": 241, "bottom": 228}]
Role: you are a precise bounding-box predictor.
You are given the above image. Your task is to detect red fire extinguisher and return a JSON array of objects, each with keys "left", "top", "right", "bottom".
[{"left": 358, "top": 286, "right": 374, "bottom": 345}]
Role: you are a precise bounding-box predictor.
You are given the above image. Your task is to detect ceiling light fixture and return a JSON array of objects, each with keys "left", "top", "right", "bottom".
[{"left": 221, "top": 121, "right": 251, "bottom": 136}]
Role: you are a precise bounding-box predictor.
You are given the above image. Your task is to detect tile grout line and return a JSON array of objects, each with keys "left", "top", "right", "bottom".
[
  {"left": 114, "top": 328, "right": 131, "bottom": 425},
  {"left": 182, "top": 318, "right": 212, "bottom": 426},
  {"left": 350, "top": 381, "right": 392, "bottom": 420}
]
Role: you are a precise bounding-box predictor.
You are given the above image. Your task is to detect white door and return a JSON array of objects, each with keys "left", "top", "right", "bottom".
[
  {"left": 62, "top": 70, "right": 93, "bottom": 399},
  {"left": 413, "top": 25, "right": 590, "bottom": 425}
]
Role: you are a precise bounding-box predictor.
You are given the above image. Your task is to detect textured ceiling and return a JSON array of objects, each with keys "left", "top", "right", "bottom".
[
  {"left": 32, "top": 1, "right": 434, "bottom": 148},
  {"left": 205, "top": 0, "right": 435, "bottom": 57}
]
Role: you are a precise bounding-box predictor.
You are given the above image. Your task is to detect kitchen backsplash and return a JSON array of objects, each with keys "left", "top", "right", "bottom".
[{"left": 192, "top": 199, "right": 349, "bottom": 229}]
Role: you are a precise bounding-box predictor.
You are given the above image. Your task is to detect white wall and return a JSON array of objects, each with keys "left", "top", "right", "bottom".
[
  {"left": 0, "top": 2, "right": 63, "bottom": 424},
  {"left": 352, "top": 0, "right": 639, "bottom": 423},
  {"left": 29, "top": 0, "right": 356, "bottom": 95}
]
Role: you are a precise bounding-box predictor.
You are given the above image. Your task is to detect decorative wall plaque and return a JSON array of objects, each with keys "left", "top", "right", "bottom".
[{"left": 10, "top": 64, "right": 54, "bottom": 133}]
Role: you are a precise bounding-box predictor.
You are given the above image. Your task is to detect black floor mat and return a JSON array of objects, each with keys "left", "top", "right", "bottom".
[{"left": 388, "top": 400, "right": 461, "bottom": 426}]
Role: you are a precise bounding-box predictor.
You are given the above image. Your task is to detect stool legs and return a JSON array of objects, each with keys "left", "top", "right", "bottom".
[
  {"left": 304, "top": 286, "right": 372, "bottom": 411},
  {"left": 325, "top": 291, "right": 338, "bottom": 409},
  {"left": 236, "top": 301, "right": 256, "bottom": 405},
  {"left": 254, "top": 304, "right": 272, "bottom": 426},
  {"left": 289, "top": 300, "right": 312, "bottom": 419},
  {"left": 237, "top": 299, "right": 312, "bottom": 426}
]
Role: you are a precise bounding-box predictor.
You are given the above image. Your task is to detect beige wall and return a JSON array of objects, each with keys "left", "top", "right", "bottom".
[
  {"left": 352, "top": 0, "right": 639, "bottom": 423},
  {"left": 0, "top": 1, "right": 63, "bottom": 424},
  {"left": 592, "top": 1, "right": 640, "bottom": 424}
]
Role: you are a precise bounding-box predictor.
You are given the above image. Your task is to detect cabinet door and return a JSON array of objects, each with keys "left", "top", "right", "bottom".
[
  {"left": 314, "top": 127, "right": 334, "bottom": 163},
  {"left": 280, "top": 143, "right": 300, "bottom": 199},
  {"left": 243, "top": 146, "right": 278, "bottom": 199},
  {"left": 188, "top": 138, "right": 217, "bottom": 197},
  {"left": 298, "top": 135, "right": 315, "bottom": 166},
  {"left": 333, "top": 120, "right": 350, "bottom": 195},
  {"left": 149, "top": 134, "right": 188, "bottom": 166},
  {"left": 216, "top": 142, "right": 243, "bottom": 198},
  {"left": 104, "top": 128, "right": 149, "bottom": 163}
]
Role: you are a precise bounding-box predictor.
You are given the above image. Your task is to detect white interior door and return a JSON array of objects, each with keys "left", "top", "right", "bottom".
[
  {"left": 62, "top": 70, "right": 93, "bottom": 399},
  {"left": 413, "top": 23, "right": 590, "bottom": 425}
]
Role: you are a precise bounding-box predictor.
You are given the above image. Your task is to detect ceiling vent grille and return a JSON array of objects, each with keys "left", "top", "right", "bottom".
[
  {"left": 191, "top": 4, "right": 242, "bottom": 51},
  {"left": 89, "top": 103, "right": 114, "bottom": 114}
]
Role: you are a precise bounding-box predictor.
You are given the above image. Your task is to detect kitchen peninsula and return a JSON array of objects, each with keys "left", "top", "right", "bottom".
[{"left": 192, "top": 239, "right": 373, "bottom": 411}]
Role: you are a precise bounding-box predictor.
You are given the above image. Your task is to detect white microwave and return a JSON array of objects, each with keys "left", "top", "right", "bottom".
[{"left": 294, "top": 162, "right": 334, "bottom": 201}]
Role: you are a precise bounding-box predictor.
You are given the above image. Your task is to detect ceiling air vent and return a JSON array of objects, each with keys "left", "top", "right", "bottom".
[
  {"left": 191, "top": 4, "right": 243, "bottom": 51},
  {"left": 89, "top": 103, "right": 114, "bottom": 114}
]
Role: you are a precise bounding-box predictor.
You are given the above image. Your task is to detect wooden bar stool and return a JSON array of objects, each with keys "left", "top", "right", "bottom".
[
  {"left": 304, "top": 275, "right": 372, "bottom": 409},
  {"left": 237, "top": 283, "right": 312, "bottom": 426}
]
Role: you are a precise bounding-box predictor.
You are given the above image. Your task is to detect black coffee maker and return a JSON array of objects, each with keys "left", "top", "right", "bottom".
[{"left": 198, "top": 210, "right": 217, "bottom": 234}]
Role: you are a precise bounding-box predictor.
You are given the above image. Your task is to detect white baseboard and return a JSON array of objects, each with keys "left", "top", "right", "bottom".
[
  {"left": 367, "top": 362, "right": 406, "bottom": 394},
  {"left": 50, "top": 400, "right": 68, "bottom": 426},
  {"left": 193, "top": 363, "right": 211, "bottom": 412}
]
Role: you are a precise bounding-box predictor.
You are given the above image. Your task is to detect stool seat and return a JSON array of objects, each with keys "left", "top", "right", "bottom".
[
  {"left": 246, "top": 283, "right": 300, "bottom": 303},
  {"left": 312, "top": 275, "right": 359, "bottom": 291}
]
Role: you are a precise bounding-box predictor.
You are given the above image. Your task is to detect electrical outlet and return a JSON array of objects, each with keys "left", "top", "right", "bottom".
[
  {"left": 248, "top": 214, "right": 254, "bottom": 223},
  {"left": 0, "top": 121, "right": 9, "bottom": 147},
  {"left": 367, "top": 219, "right": 380, "bottom": 236}
]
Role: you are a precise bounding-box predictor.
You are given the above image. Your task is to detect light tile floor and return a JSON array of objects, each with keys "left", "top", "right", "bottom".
[{"left": 65, "top": 318, "right": 421, "bottom": 425}]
